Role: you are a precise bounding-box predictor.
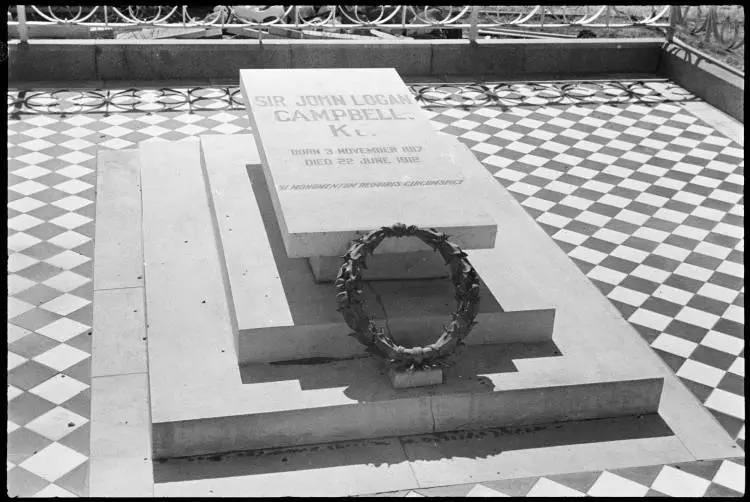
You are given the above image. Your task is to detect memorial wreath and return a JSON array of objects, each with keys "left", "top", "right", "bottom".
[{"left": 335, "top": 223, "right": 481, "bottom": 371}]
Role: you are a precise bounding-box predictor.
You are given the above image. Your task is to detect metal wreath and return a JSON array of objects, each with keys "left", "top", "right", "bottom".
[{"left": 335, "top": 223, "right": 481, "bottom": 371}]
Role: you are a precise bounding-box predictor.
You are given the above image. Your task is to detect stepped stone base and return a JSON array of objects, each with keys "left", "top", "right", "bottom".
[
  {"left": 125, "top": 134, "right": 690, "bottom": 460},
  {"left": 93, "top": 136, "right": 739, "bottom": 489},
  {"left": 200, "top": 135, "right": 555, "bottom": 364}
]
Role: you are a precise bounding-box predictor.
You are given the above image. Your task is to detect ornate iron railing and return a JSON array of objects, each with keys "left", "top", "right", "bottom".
[
  {"left": 8, "top": 5, "right": 677, "bottom": 40},
  {"left": 7, "top": 80, "right": 697, "bottom": 117},
  {"left": 7, "top": 6, "right": 743, "bottom": 69},
  {"left": 668, "top": 5, "right": 744, "bottom": 51},
  {"left": 8, "top": 5, "right": 676, "bottom": 30}
]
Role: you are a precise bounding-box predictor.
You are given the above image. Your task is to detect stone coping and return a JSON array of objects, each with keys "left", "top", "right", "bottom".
[
  {"left": 89, "top": 149, "right": 153, "bottom": 497},
  {"left": 5, "top": 73, "right": 669, "bottom": 91},
  {"left": 11, "top": 36, "right": 740, "bottom": 123},
  {"left": 8, "top": 38, "right": 664, "bottom": 84},
  {"left": 658, "top": 42, "right": 744, "bottom": 123},
  {"left": 9, "top": 36, "right": 666, "bottom": 47}
]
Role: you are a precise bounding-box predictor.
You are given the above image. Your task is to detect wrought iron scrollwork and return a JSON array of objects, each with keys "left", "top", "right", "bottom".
[{"left": 7, "top": 80, "right": 697, "bottom": 117}]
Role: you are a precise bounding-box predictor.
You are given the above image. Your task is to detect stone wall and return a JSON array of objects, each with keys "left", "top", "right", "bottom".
[{"left": 8, "top": 38, "right": 663, "bottom": 84}]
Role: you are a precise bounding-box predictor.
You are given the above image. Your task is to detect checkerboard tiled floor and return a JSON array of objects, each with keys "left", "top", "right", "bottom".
[
  {"left": 429, "top": 102, "right": 745, "bottom": 438},
  {"left": 364, "top": 458, "right": 746, "bottom": 497},
  {"left": 7, "top": 89, "right": 744, "bottom": 497}
]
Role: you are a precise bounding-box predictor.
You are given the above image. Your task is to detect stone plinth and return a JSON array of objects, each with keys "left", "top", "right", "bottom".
[
  {"left": 240, "top": 68, "right": 497, "bottom": 259},
  {"left": 112, "top": 134, "right": 736, "bottom": 462},
  {"left": 200, "top": 135, "right": 555, "bottom": 364}
]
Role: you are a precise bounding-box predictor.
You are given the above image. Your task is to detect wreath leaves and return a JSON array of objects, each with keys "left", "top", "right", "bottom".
[{"left": 335, "top": 223, "right": 481, "bottom": 371}]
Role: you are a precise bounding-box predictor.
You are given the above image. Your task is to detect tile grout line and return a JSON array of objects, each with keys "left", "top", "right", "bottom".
[
  {"left": 90, "top": 370, "right": 149, "bottom": 380},
  {"left": 92, "top": 284, "right": 144, "bottom": 293},
  {"left": 394, "top": 434, "right": 423, "bottom": 494}
]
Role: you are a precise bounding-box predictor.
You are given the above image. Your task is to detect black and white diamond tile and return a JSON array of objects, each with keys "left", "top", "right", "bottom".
[
  {"left": 7, "top": 89, "right": 744, "bottom": 497},
  {"left": 7, "top": 109, "right": 254, "bottom": 497},
  {"left": 367, "top": 458, "right": 745, "bottom": 497},
  {"left": 425, "top": 100, "right": 744, "bottom": 445}
]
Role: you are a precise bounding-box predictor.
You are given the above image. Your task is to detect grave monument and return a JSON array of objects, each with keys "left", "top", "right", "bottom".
[
  {"left": 93, "top": 68, "right": 704, "bottom": 461},
  {"left": 239, "top": 68, "right": 513, "bottom": 383}
]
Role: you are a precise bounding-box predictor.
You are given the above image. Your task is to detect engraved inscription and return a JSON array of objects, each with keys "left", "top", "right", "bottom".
[{"left": 288, "top": 144, "right": 424, "bottom": 169}]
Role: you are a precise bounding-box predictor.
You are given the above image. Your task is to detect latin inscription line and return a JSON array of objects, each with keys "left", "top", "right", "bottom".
[{"left": 278, "top": 179, "right": 464, "bottom": 191}]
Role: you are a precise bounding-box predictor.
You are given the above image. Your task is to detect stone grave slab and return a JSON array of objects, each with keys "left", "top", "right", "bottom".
[
  {"left": 93, "top": 130, "right": 741, "bottom": 490},
  {"left": 200, "top": 134, "right": 554, "bottom": 365},
  {"left": 239, "top": 68, "right": 497, "bottom": 267},
  {"left": 131, "top": 136, "right": 709, "bottom": 460}
]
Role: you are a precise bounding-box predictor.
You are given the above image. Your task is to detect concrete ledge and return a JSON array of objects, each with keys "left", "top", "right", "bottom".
[
  {"left": 198, "top": 135, "right": 291, "bottom": 346},
  {"left": 681, "top": 101, "right": 744, "bottom": 146},
  {"left": 90, "top": 373, "right": 152, "bottom": 460},
  {"left": 93, "top": 149, "right": 144, "bottom": 291},
  {"left": 90, "top": 147, "right": 153, "bottom": 497},
  {"left": 288, "top": 40, "right": 432, "bottom": 75},
  {"left": 92, "top": 288, "right": 147, "bottom": 378},
  {"left": 96, "top": 40, "right": 290, "bottom": 81},
  {"left": 154, "top": 437, "right": 419, "bottom": 496},
  {"left": 8, "top": 38, "right": 665, "bottom": 85},
  {"left": 658, "top": 42, "right": 744, "bottom": 123},
  {"left": 9, "top": 40, "right": 97, "bottom": 86},
  {"left": 6, "top": 73, "right": 666, "bottom": 91},
  {"left": 154, "top": 360, "right": 663, "bottom": 458},
  {"left": 90, "top": 374, "right": 153, "bottom": 497},
  {"left": 8, "top": 22, "right": 91, "bottom": 39},
  {"left": 432, "top": 40, "right": 524, "bottom": 78},
  {"left": 153, "top": 416, "right": 692, "bottom": 496},
  {"left": 432, "top": 39, "right": 662, "bottom": 80},
  {"left": 139, "top": 137, "right": 241, "bottom": 377},
  {"left": 237, "top": 306, "right": 555, "bottom": 363}
]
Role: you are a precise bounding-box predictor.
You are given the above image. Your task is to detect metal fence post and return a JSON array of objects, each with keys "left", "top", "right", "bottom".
[
  {"left": 468, "top": 5, "right": 479, "bottom": 43},
  {"left": 706, "top": 5, "right": 720, "bottom": 44},
  {"left": 16, "top": 5, "right": 29, "bottom": 43},
  {"left": 666, "top": 5, "right": 678, "bottom": 43},
  {"left": 401, "top": 5, "right": 407, "bottom": 37},
  {"left": 540, "top": 5, "right": 545, "bottom": 30}
]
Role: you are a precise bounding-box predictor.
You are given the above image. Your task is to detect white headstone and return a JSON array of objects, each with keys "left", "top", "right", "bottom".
[{"left": 240, "top": 68, "right": 497, "bottom": 258}]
